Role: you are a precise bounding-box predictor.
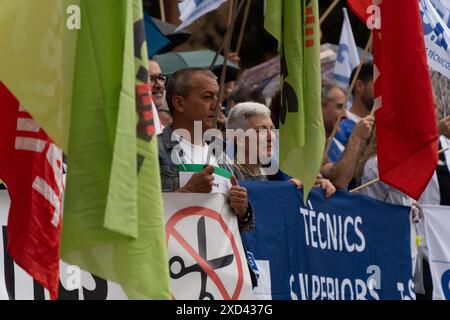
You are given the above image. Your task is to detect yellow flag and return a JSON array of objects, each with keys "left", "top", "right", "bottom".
[{"left": 0, "top": 0, "right": 78, "bottom": 152}]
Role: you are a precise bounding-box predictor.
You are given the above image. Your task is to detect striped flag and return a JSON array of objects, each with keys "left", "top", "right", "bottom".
[{"left": 0, "top": 83, "right": 64, "bottom": 299}]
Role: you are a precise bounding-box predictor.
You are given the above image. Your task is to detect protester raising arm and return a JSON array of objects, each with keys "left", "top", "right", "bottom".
[{"left": 321, "top": 115, "right": 374, "bottom": 189}]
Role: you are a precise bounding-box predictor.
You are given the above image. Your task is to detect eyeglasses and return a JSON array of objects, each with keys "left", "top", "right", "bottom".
[{"left": 149, "top": 74, "right": 167, "bottom": 85}]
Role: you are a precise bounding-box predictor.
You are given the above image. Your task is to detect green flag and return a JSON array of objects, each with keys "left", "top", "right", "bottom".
[
  {"left": 60, "top": 0, "right": 170, "bottom": 299},
  {"left": 264, "top": 0, "right": 324, "bottom": 202}
]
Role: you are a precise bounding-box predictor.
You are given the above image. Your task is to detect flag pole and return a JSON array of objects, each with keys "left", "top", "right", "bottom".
[
  {"left": 321, "top": 32, "right": 373, "bottom": 166},
  {"left": 349, "top": 177, "right": 379, "bottom": 193},
  {"left": 206, "top": 0, "right": 240, "bottom": 165},
  {"left": 350, "top": 147, "right": 449, "bottom": 193},
  {"left": 236, "top": 0, "right": 252, "bottom": 56},
  {"left": 159, "top": 0, "right": 166, "bottom": 22},
  {"left": 214, "top": 0, "right": 234, "bottom": 118},
  {"left": 320, "top": 0, "right": 340, "bottom": 25},
  {"left": 209, "top": 0, "right": 246, "bottom": 70}
]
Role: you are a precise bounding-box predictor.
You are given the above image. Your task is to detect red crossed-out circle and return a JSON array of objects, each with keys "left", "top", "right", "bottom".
[{"left": 165, "top": 206, "right": 244, "bottom": 300}]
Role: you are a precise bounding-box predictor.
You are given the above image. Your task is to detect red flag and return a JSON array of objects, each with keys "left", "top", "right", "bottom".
[
  {"left": 374, "top": 1, "right": 438, "bottom": 200},
  {"left": 0, "top": 83, "right": 64, "bottom": 299},
  {"left": 347, "top": 0, "right": 371, "bottom": 23}
]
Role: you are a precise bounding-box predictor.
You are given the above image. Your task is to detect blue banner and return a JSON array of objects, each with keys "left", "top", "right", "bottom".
[{"left": 241, "top": 181, "right": 414, "bottom": 300}]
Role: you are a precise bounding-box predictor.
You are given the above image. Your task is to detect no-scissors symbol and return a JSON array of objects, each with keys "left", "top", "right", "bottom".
[{"left": 165, "top": 206, "right": 245, "bottom": 300}]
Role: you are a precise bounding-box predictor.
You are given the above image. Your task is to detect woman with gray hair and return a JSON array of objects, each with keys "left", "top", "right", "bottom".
[{"left": 226, "top": 102, "right": 335, "bottom": 197}]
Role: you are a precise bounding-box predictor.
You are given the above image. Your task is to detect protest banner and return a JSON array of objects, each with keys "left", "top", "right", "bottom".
[
  {"left": 164, "top": 193, "right": 253, "bottom": 300},
  {"left": 0, "top": 190, "right": 127, "bottom": 300},
  {"left": 423, "top": 205, "right": 450, "bottom": 300},
  {"left": 241, "top": 182, "right": 414, "bottom": 300},
  {"left": 0, "top": 191, "right": 252, "bottom": 300},
  {"left": 420, "top": 0, "right": 450, "bottom": 80}
]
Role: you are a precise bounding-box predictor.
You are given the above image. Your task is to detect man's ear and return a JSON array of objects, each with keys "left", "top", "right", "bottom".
[
  {"left": 172, "top": 95, "right": 185, "bottom": 114},
  {"left": 355, "top": 79, "right": 364, "bottom": 95}
]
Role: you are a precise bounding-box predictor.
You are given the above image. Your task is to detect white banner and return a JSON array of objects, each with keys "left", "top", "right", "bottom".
[
  {"left": 0, "top": 190, "right": 253, "bottom": 300},
  {"left": 423, "top": 205, "right": 450, "bottom": 300},
  {"left": 164, "top": 193, "right": 253, "bottom": 300},
  {"left": 420, "top": 0, "right": 450, "bottom": 80}
]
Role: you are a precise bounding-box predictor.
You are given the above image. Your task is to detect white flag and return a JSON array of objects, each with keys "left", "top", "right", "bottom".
[
  {"left": 177, "top": 0, "right": 228, "bottom": 31},
  {"left": 423, "top": 205, "right": 450, "bottom": 300},
  {"left": 333, "top": 8, "right": 360, "bottom": 90},
  {"left": 420, "top": 0, "right": 450, "bottom": 80}
]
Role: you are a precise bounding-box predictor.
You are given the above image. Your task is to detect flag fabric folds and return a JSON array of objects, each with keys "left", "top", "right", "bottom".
[
  {"left": 431, "top": 0, "right": 450, "bottom": 23},
  {"left": 420, "top": 0, "right": 450, "bottom": 80},
  {"left": 374, "top": 0, "right": 438, "bottom": 200},
  {"left": 177, "top": 0, "right": 228, "bottom": 31},
  {"left": 0, "top": 0, "right": 78, "bottom": 152},
  {"left": 0, "top": 83, "right": 64, "bottom": 300},
  {"left": 59, "top": 0, "right": 171, "bottom": 299},
  {"left": 347, "top": 0, "right": 371, "bottom": 23},
  {"left": 264, "top": 0, "right": 324, "bottom": 202},
  {"left": 333, "top": 8, "right": 361, "bottom": 89}
]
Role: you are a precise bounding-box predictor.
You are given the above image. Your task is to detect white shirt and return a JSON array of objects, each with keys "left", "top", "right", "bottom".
[
  {"left": 173, "top": 133, "right": 218, "bottom": 166},
  {"left": 360, "top": 156, "right": 418, "bottom": 281},
  {"left": 172, "top": 134, "right": 234, "bottom": 194},
  {"left": 360, "top": 156, "right": 413, "bottom": 206}
]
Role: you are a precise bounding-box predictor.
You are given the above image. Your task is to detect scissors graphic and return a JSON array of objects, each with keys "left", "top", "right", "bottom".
[{"left": 169, "top": 216, "right": 234, "bottom": 300}]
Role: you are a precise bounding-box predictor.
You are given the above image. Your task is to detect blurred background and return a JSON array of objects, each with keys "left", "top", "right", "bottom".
[{"left": 143, "top": 0, "right": 371, "bottom": 70}]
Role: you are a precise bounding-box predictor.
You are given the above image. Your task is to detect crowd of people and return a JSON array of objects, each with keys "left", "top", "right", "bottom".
[{"left": 147, "top": 48, "right": 450, "bottom": 299}]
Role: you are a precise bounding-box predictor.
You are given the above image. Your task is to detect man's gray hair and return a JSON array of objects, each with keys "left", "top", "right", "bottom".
[
  {"left": 226, "top": 102, "right": 271, "bottom": 131},
  {"left": 322, "top": 78, "right": 345, "bottom": 107}
]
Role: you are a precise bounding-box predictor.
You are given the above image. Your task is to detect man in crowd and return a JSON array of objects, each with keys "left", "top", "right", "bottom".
[
  {"left": 320, "top": 78, "right": 375, "bottom": 189},
  {"left": 157, "top": 67, "right": 253, "bottom": 231},
  {"left": 149, "top": 59, "right": 172, "bottom": 127},
  {"left": 335, "top": 62, "right": 375, "bottom": 147},
  {"left": 321, "top": 79, "right": 347, "bottom": 163},
  {"left": 226, "top": 102, "right": 336, "bottom": 198}
]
